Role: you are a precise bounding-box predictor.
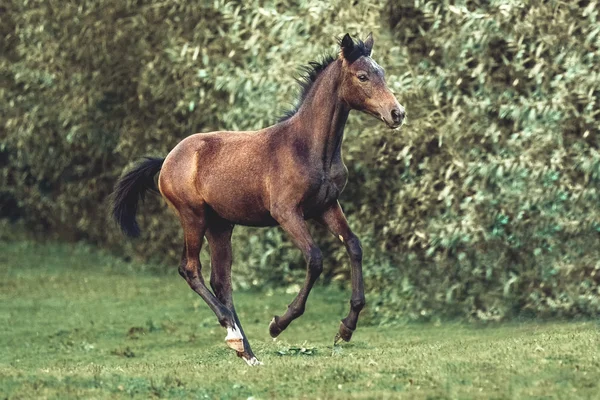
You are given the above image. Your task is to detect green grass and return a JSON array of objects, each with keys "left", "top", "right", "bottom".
[{"left": 0, "top": 241, "right": 599, "bottom": 399}]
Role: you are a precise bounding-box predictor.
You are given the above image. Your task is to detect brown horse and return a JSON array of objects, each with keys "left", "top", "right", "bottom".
[{"left": 112, "top": 33, "right": 404, "bottom": 365}]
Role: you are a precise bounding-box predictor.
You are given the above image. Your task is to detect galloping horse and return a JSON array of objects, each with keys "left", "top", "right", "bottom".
[{"left": 113, "top": 33, "right": 404, "bottom": 365}]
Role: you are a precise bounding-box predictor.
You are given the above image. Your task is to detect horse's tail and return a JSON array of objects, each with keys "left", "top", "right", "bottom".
[{"left": 112, "top": 157, "right": 165, "bottom": 238}]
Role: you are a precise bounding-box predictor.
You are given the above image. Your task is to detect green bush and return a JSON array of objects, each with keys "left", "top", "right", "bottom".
[
  {"left": 1, "top": 0, "right": 599, "bottom": 321},
  {"left": 365, "top": 0, "right": 600, "bottom": 321}
]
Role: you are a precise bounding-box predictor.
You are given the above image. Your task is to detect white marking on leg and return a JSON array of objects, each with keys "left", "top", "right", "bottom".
[
  {"left": 243, "top": 356, "right": 263, "bottom": 366},
  {"left": 225, "top": 324, "right": 243, "bottom": 341},
  {"left": 338, "top": 235, "right": 344, "bottom": 243}
]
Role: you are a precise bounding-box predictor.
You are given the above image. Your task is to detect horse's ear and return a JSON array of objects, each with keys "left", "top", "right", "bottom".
[
  {"left": 340, "top": 33, "right": 354, "bottom": 59},
  {"left": 364, "top": 32, "right": 374, "bottom": 56}
]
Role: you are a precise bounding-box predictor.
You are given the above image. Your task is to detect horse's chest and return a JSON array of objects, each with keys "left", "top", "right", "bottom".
[{"left": 303, "top": 165, "right": 348, "bottom": 216}]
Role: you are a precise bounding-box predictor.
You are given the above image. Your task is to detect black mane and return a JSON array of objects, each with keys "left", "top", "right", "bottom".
[
  {"left": 278, "top": 55, "right": 336, "bottom": 122},
  {"left": 279, "top": 36, "right": 371, "bottom": 122}
]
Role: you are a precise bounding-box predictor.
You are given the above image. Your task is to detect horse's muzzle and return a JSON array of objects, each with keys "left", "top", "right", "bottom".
[{"left": 384, "top": 106, "right": 405, "bottom": 129}]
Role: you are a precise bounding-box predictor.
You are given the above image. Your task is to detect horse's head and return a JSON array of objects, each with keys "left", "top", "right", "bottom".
[{"left": 339, "top": 33, "right": 405, "bottom": 129}]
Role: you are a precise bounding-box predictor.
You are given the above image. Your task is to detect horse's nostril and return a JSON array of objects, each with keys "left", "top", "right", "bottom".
[{"left": 391, "top": 108, "right": 404, "bottom": 123}]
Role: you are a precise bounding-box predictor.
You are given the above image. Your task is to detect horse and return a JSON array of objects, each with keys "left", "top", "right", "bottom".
[{"left": 112, "top": 33, "right": 405, "bottom": 366}]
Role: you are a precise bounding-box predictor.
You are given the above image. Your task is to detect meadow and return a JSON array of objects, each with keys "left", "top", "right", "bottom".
[{"left": 1, "top": 240, "right": 598, "bottom": 399}]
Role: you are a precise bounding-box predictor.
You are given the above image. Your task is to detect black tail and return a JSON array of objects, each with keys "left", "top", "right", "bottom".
[{"left": 112, "top": 157, "right": 164, "bottom": 238}]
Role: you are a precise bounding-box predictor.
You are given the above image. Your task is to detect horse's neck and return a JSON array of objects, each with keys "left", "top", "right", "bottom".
[{"left": 293, "top": 60, "right": 350, "bottom": 170}]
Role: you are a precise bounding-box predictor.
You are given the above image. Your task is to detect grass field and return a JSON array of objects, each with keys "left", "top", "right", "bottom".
[{"left": 1, "top": 241, "right": 599, "bottom": 399}]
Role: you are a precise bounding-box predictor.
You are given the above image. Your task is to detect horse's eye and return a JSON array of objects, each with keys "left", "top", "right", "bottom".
[{"left": 358, "top": 74, "right": 368, "bottom": 82}]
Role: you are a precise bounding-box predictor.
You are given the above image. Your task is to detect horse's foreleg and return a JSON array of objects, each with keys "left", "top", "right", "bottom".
[
  {"left": 177, "top": 207, "right": 240, "bottom": 350},
  {"left": 269, "top": 208, "right": 323, "bottom": 337},
  {"left": 316, "top": 202, "right": 364, "bottom": 343},
  {"left": 206, "top": 221, "right": 261, "bottom": 366}
]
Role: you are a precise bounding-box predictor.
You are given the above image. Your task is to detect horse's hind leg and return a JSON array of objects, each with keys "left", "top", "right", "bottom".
[
  {"left": 206, "top": 217, "right": 261, "bottom": 366},
  {"left": 177, "top": 206, "right": 241, "bottom": 353}
]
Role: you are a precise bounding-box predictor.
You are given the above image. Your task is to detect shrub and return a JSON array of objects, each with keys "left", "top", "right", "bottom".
[{"left": 1, "top": 0, "right": 598, "bottom": 321}]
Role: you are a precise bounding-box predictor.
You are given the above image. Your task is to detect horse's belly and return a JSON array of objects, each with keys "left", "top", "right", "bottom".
[{"left": 207, "top": 193, "right": 277, "bottom": 227}]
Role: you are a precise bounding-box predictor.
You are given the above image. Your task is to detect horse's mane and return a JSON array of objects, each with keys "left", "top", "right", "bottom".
[
  {"left": 279, "top": 37, "right": 371, "bottom": 122},
  {"left": 278, "top": 55, "right": 336, "bottom": 122}
]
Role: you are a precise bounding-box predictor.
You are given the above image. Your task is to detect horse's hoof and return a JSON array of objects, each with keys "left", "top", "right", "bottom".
[
  {"left": 242, "top": 355, "right": 263, "bottom": 366},
  {"left": 269, "top": 316, "right": 283, "bottom": 338},
  {"left": 335, "top": 322, "right": 354, "bottom": 343},
  {"left": 225, "top": 324, "right": 244, "bottom": 352},
  {"left": 227, "top": 338, "right": 244, "bottom": 352}
]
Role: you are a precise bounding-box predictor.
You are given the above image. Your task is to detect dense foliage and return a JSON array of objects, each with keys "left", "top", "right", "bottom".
[{"left": 1, "top": 0, "right": 599, "bottom": 321}]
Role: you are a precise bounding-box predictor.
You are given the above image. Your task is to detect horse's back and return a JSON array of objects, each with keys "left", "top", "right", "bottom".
[{"left": 159, "top": 130, "right": 276, "bottom": 225}]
